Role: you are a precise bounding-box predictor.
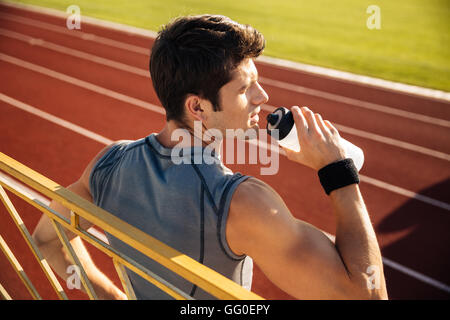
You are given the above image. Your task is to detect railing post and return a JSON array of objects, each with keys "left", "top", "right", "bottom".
[
  {"left": 0, "top": 235, "right": 41, "bottom": 300},
  {"left": 51, "top": 220, "right": 98, "bottom": 300},
  {"left": 70, "top": 210, "right": 79, "bottom": 228},
  {"left": 0, "top": 283, "right": 12, "bottom": 300},
  {"left": 113, "top": 258, "right": 137, "bottom": 300},
  {"left": 0, "top": 185, "right": 68, "bottom": 300}
]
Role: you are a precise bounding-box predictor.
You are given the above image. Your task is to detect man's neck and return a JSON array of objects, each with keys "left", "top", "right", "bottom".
[{"left": 155, "top": 121, "right": 223, "bottom": 155}]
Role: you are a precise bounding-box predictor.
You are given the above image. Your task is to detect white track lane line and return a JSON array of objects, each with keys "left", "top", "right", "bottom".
[
  {"left": 1, "top": 11, "right": 450, "bottom": 123},
  {"left": 259, "top": 77, "right": 450, "bottom": 128},
  {"left": 1, "top": 30, "right": 448, "bottom": 162},
  {"left": 1, "top": 1, "right": 450, "bottom": 102},
  {"left": 357, "top": 175, "right": 450, "bottom": 211},
  {"left": 323, "top": 232, "right": 450, "bottom": 294},
  {"left": 0, "top": 92, "right": 113, "bottom": 145},
  {"left": 0, "top": 28, "right": 149, "bottom": 77},
  {"left": 1, "top": 53, "right": 449, "bottom": 212},
  {"left": 256, "top": 56, "right": 450, "bottom": 103},
  {"left": 0, "top": 13, "right": 150, "bottom": 55},
  {"left": 0, "top": 93, "right": 448, "bottom": 294},
  {"left": 0, "top": 53, "right": 164, "bottom": 115}
]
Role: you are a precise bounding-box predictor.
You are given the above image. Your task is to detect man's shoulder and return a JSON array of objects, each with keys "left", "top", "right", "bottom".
[
  {"left": 226, "top": 176, "right": 294, "bottom": 257},
  {"left": 232, "top": 177, "right": 281, "bottom": 205},
  {"left": 80, "top": 140, "right": 133, "bottom": 190},
  {"left": 230, "top": 177, "right": 284, "bottom": 222}
]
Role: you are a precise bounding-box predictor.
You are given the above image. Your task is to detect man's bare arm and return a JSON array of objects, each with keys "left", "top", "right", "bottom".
[
  {"left": 32, "top": 142, "right": 126, "bottom": 299},
  {"left": 226, "top": 106, "right": 387, "bottom": 299}
]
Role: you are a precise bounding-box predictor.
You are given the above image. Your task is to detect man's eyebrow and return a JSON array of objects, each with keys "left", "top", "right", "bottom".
[
  {"left": 235, "top": 66, "right": 259, "bottom": 87},
  {"left": 246, "top": 70, "right": 259, "bottom": 84},
  {"left": 237, "top": 72, "right": 259, "bottom": 91}
]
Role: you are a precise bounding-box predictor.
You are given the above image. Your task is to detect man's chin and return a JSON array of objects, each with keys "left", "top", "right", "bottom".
[{"left": 241, "top": 124, "right": 260, "bottom": 140}]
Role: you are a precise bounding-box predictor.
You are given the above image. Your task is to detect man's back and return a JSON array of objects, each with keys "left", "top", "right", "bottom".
[{"left": 89, "top": 134, "right": 253, "bottom": 299}]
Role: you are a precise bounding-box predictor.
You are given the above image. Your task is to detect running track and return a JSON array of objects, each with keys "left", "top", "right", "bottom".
[{"left": 0, "top": 2, "right": 449, "bottom": 300}]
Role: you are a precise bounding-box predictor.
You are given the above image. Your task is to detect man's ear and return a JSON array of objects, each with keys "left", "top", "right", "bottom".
[{"left": 185, "top": 94, "right": 209, "bottom": 121}]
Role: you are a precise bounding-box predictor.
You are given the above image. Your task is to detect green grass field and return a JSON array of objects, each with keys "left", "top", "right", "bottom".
[{"left": 7, "top": 0, "right": 450, "bottom": 91}]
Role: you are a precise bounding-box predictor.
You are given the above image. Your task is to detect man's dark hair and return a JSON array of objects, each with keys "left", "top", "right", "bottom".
[{"left": 149, "top": 15, "right": 265, "bottom": 123}]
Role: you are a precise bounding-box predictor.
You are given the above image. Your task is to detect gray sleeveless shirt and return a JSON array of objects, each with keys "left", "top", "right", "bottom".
[{"left": 89, "top": 134, "right": 253, "bottom": 299}]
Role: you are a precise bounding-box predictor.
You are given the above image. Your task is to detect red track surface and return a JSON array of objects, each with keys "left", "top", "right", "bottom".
[{"left": 0, "top": 4, "right": 449, "bottom": 300}]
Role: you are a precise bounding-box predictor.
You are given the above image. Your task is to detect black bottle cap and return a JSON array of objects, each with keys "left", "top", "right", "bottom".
[
  {"left": 266, "top": 107, "right": 295, "bottom": 140},
  {"left": 267, "top": 113, "right": 279, "bottom": 125}
]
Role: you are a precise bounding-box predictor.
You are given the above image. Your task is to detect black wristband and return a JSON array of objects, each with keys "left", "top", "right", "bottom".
[{"left": 318, "top": 158, "right": 359, "bottom": 195}]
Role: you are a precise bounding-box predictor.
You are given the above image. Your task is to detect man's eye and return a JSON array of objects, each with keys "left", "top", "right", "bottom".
[{"left": 240, "top": 86, "right": 249, "bottom": 93}]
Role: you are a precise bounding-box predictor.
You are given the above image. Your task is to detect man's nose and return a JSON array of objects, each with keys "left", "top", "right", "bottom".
[{"left": 254, "top": 82, "right": 269, "bottom": 105}]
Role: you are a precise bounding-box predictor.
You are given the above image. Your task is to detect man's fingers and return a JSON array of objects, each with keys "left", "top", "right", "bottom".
[
  {"left": 315, "top": 113, "right": 330, "bottom": 135},
  {"left": 324, "top": 120, "right": 339, "bottom": 135},
  {"left": 291, "top": 106, "right": 308, "bottom": 138},
  {"left": 301, "top": 107, "right": 321, "bottom": 135}
]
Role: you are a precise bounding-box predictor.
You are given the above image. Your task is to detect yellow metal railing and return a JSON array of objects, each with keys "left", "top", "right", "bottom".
[{"left": 0, "top": 152, "right": 263, "bottom": 300}]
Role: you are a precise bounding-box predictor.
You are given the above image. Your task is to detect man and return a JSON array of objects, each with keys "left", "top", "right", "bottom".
[{"left": 32, "top": 15, "right": 387, "bottom": 299}]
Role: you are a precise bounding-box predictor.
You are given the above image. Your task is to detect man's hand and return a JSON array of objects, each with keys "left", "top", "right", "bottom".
[{"left": 282, "top": 106, "right": 346, "bottom": 170}]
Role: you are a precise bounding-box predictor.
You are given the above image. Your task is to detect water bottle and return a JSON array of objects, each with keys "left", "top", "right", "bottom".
[{"left": 266, "top": 107, "right": 364, "bottom": 171}]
